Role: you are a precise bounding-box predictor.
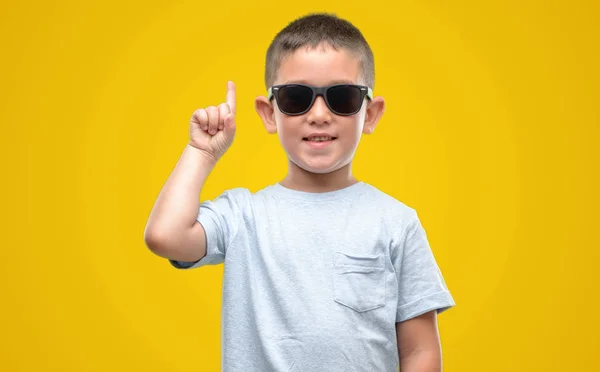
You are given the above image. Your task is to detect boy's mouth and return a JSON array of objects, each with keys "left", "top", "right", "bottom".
[{"left": 302, "top": 136, "right": 337, "bottom": 142}]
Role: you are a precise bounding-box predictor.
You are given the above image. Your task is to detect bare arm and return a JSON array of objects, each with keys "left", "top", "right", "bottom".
[
  {"left": 144, "top": 81, "right": 237, "bottom": 262},
  {"left": 143, "top": 145, "right": 217, "bottom": 262},
  {"left": 396, "top": 310, "right": 443, "bottom": 372}
]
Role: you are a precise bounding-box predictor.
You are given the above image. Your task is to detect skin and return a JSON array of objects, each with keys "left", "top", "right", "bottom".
[{"left": 396, "top": 310, "right": 443, "bottom": 371}]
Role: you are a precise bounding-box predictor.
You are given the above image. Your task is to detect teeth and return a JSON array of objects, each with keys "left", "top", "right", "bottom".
[{"left": 308, "top": 136, "right": 333, "bottom": 142}]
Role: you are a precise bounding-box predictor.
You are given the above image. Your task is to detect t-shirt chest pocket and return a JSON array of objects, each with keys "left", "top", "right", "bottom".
[{"left": 332, "top": 251, "right": 386, "bottom": 312}]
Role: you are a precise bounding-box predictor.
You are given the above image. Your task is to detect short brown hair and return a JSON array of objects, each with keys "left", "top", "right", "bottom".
[{"left": 264, "top": 13, "right": 375, "bottom": 90}]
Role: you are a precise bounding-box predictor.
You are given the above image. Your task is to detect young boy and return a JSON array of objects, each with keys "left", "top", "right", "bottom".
[{"left": 144, "top": 13, "right": 455, "bottom": 372}]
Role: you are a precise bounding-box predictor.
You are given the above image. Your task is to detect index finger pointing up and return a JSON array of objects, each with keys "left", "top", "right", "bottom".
[{"left": 226, "top": 81, "right": 236, "bottom": 115}]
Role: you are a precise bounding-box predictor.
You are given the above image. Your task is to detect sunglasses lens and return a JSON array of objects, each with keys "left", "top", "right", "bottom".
[
  {"left": 277, "top": 85, "right": 314, "bottom": 114},
  {"left": 327, "top": 85, "right": 363, "bottom": 114}
]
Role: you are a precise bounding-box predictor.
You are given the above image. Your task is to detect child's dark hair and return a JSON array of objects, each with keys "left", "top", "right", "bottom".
[{"left": 264, "top": 13, "right": 375, "bottom": 90}]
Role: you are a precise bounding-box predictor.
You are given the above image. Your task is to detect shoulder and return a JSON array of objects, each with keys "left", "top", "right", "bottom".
[
  {"left": 360, "top": 183, "right": 422, "bottom": 242},
  {"left": 205, "top": 187, "right": 253, "bottom": 206},
  {"left": 201, "top": 187, "right": 255, "bottom": 218},
  {"left": 210, "top": 185, "right": 276, "bottom": 212},
  {"left": 220, "top": 187, "right": 253, "bottom": 200},
  {"left": 361, "top": 183, "right": 418, "bottom": 218}
]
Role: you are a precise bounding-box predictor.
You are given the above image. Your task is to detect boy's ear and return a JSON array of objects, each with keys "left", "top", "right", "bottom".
[
  {"left": 362, "top": 96, "right": 385, "bottom": 134},
  {"left": 255, "top": 96, "right": 277, "bottom": 134}
]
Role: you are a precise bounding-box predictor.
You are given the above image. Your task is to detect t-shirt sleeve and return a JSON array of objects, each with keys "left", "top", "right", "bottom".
[
  {"left": 169, "top": 188, "right": 249, "bottom": 270},
  {"left": 393, "top": 210, "right": 456, "bottom": 322}
]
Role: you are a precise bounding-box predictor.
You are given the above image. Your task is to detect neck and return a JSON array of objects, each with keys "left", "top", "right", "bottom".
[{"left": 280, "top": 161, "right": 358, "bottom": 193}]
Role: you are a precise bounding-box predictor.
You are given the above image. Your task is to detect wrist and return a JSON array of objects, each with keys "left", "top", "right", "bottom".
[{"left": 186, "top": 143, "right": 219, "bottom": 167}]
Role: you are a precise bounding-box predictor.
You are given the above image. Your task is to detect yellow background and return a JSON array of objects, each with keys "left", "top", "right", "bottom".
[{"left": 1, "top": 0, "right": 598, "bottom": 371}]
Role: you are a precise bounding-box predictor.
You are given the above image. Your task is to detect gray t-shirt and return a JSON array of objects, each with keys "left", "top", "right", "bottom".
[{"left": 170, "top": 182, "right": 455, "bottom": 372}]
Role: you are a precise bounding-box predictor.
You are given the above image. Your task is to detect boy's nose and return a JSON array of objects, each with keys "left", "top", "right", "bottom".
[{"left": 307, "top": 96, "right": 332, "bottom": 124}]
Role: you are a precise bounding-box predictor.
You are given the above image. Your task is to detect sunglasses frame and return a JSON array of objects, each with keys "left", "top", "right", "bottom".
[{"left": 267, "top": 83, "right": 373, "bottom": 116}]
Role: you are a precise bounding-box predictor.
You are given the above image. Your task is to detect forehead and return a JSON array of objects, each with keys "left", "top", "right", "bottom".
[{"left": 276, "top": 46, "right": 362, "bottom": 86}]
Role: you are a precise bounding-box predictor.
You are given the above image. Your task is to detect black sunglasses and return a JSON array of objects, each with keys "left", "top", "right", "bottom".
[{"left": 267, "top": 83, "right": 373, "bottom": 116}]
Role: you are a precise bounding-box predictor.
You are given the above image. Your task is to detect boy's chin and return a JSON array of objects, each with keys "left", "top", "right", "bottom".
[
  {"left": 302, "top": 166, "right": 335, "bottom": 175},
  {"left": 291, "top": 158, "right": 348, "bottom": 175}
]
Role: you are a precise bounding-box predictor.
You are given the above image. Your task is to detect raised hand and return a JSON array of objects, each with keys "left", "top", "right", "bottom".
[{"left": 189, "top": 81, "right": 237, "bottom": 161}]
